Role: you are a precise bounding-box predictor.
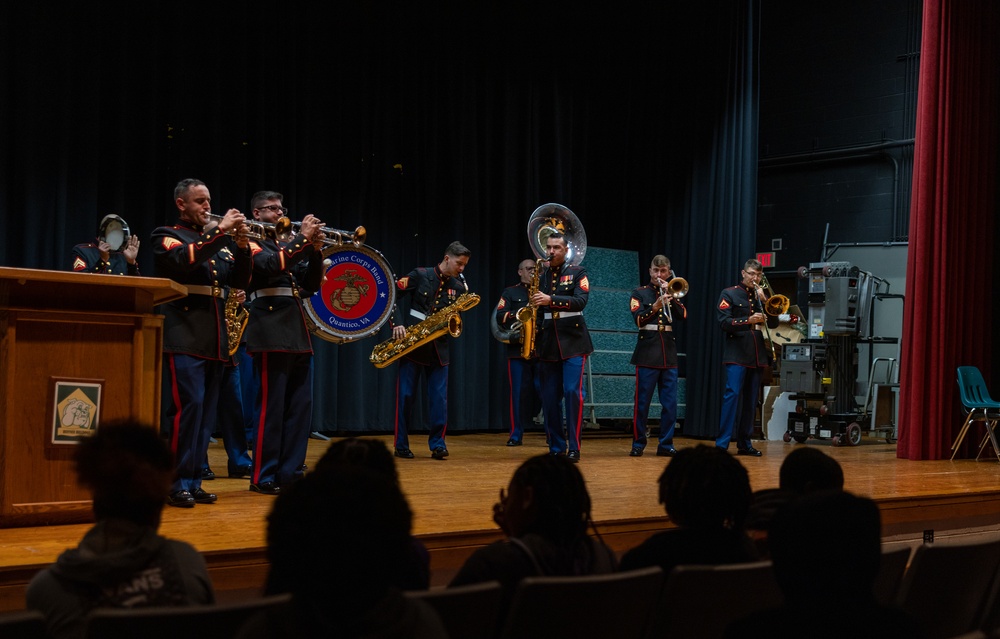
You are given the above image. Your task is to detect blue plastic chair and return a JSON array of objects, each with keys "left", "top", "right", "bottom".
[{"left": 951, "top": 366, "right": 1000, "bottom": 461}]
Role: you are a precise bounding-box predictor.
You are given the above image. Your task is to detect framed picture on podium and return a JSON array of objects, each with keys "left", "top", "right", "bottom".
[{"left": 47, "top": 377, "right": 104, "bottom": 446}]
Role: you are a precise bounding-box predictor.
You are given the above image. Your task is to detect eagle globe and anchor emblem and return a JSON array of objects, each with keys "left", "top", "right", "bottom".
[
  {"left": 303, "top": 244, "right": 396, "bottom": 344},
  {"left": 329, "top": 269, "right": 370, "bottom": 311}
]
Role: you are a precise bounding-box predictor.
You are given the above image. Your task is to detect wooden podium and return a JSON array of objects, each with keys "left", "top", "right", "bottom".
[{"left": 0, "top": 268, "right": 185, "bottom": 527}]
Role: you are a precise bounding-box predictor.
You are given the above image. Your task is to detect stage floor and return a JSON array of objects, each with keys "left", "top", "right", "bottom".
[{"left": 3, "top": 430, "right": 1000, "bottom": 610}]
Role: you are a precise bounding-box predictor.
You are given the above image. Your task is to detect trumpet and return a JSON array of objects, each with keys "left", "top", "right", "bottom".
[
  {"left": 205, "top": 214, "right": 268, "bottom": 240},
  {"left": 270, "top": 217, "right": 366, "bottom": 247}
]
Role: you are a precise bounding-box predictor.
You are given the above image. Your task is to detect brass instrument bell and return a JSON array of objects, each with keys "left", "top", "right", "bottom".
[{"left": 527, "top": 203, "right": 587, "bottom": 266}]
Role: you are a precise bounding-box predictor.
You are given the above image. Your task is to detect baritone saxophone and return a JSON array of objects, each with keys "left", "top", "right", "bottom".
[{"left": 369, "top": 293, "right": 481, "bottom": 369}]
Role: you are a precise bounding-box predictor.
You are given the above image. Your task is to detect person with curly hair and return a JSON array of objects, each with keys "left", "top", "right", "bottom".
[
  {"left": 449, "top": 454, "right": 616, "bottom": 610},
  {"left": 619, "top": 444, "right": 759, "bottom": 574}
]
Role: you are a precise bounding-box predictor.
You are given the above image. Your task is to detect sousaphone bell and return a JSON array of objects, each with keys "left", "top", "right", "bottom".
[{"left": 527, "top": 203, "right": 587, "bottom": 266}]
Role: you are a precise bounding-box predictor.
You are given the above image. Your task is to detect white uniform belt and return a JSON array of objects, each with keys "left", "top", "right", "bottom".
[
  {"left": 410, "top": 309, "right": 427, "bottom": 320},
  {"left": 544, "top": 311, "right": 582, "bottom": 320},
  {"left": 754, "top": 324, "right": 763, "bottom": 331},
  {"left": 640, "top": 324, "right": 673, "bottom": 332},
  {"left": 249, "top": 287, "right": 298, "bottom": 301},
  {"left": 185, "top": 285, "right": 225, "bottom": 298}
]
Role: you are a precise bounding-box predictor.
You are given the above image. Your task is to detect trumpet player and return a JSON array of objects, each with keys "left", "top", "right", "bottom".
[
  {"left": 152, "top": 178, "right": 252, "bottom": 507},
  {"left": 390, "top": 241, "right": 471, "bottom": 460},
  {"left": 715, "top": 258, "right": 770, "bottom": 457},
  {"left": 244, "top": 191, "right": 326, "bottom": 495},
  {"left": 496, "top": 258, "right": 543, "bottom": 446},
  {"left": 628, "top": 256, "right": 687, "bottom": 457}
]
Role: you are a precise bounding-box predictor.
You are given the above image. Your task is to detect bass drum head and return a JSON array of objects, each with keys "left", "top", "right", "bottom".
[{"left": 303, "top": 245, "right": 396, "bottom": 344}]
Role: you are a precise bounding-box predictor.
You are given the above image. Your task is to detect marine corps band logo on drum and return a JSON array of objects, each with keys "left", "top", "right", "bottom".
[{"left": 303, "top": 245, "right": 396, "bottom": 344}]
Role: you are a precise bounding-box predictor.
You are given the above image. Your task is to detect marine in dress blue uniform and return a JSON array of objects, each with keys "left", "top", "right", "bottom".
[
  {"left": 153, "top": 179, "right": 252, "bottom": 508},
  {"left": 391, "top": 241, "right": 471, "bottom": 460},
  {"left": 495, "top": 259, "right": 542, "bottom": 446},
  {"left": 245, "top": 191, "right": 326, "bottom": 495},
  {"left": 532, "top": 233, "right": 593, "bottom": 462},
  {"left": 628, "top": 255, "right": 687, "bottom": 457},
  {"left": 715, "top": 258, "right": 770, "bottom": 456}
]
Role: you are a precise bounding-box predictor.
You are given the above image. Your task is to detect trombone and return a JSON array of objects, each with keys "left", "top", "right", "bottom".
[
  {"left": 655, "top": 273, "right": 689, "bottom": 323},
  {"left": 753, "top": 272, "right": 788, "bottom": 362},
  {"left": 758, "top": 272, "right": 790, "bottom": 316}
]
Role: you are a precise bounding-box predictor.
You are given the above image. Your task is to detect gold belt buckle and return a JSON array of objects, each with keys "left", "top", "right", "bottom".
[
  {"left": 552, "top": 312, "right": 560, "bottom": 320},
  {"left": 212, "top": 286, "right": 222, "bottom": 298},
  {"left": 292, "top": 288, "right": 300, "bottom": 298}
]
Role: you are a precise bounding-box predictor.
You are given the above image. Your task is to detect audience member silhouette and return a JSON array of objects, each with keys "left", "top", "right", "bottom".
[
  {"left": 237, "top": 465, "right": 447, "bottom": 638},
  {"left": 26, "top": 422, "right": 214, "bottom": 639},
  {"left": 726, "top": 490, "right": 925, "bottom": 639},
  {"left": 745, "top": 446, "right": 845, "bottom": 557},
  {"left": 779, "top": 446, "right": 845, "bottom": 492},
  {"left": 304, "top": 437, "right": 430, "bottom": 591},
  {"left": 618, "top": 444, "right": 758, "bottom": 574},
  {"left": 449, "top": 453, "right": 616, "bottom": 610}
]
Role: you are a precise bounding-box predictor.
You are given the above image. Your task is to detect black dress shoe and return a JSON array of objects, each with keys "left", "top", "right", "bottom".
[
  {"left": 191, "top": 488, "right": 218, "bottom": 504},
  {"left": 629, "top": 447, "right": 644, "bottom": 457},
  {"left": 249, "top": 482, "right": 281, "bottom": 495},
  {"left": 548, "top": 451, "right": 565, "bottom": 457},
  {"left": 567, "top": 450, "right": 581, "bottom": 462},
  {"left": 201, "top": 467, "right": 216, "bottom": 480},
  {"left": 737, "top": 446, "right": 763, "bottom": 457},
  {"left": 506, "top": 439, "right": 522, "bottom": 447},
  {"left": 394, "top": 448, "right": 415, "bottom": 459},
  {"left": 228, "top": 465, "right": 252, "bottom": 478},
  {"left": 166, "top": 490, "right": 195, "bottom": 508},
  {"left": 431, "top": 447, "right": 449, "bottom": 460},
  {"left": 656, "top": 447, "right": 678, "bottom": 457}
]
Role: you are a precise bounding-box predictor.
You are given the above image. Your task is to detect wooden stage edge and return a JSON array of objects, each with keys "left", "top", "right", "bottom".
[{"left": 3, "top": 431, "right": 1000, "bottom": 611}]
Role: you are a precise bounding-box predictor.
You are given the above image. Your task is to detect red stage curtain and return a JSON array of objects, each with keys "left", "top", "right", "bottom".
[{"left": 898, "top": 0, "right": 1000, "bottom": 459}]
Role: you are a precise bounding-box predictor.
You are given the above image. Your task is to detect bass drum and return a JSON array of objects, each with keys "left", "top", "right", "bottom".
[{"left": 303, "top": 244, "right": 396, "bottom": 344}]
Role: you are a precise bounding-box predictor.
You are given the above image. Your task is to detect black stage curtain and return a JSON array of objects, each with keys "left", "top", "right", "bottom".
[{"left": 1, "top": 1, "right": 758, "bottom": 436}]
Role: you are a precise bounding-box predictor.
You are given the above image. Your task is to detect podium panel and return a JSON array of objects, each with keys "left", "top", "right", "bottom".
[{"left": 0, "top": 268, "right": 185, "bottom": 527}]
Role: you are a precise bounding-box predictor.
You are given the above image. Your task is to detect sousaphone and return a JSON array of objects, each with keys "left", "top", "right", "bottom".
[{"left": 490, "top": 203, "right": 587, "bottom": 346}]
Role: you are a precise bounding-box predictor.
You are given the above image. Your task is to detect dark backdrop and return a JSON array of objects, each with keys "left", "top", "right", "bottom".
[{"left": 1, "top": 1, "right": 757, "bottom": 436}]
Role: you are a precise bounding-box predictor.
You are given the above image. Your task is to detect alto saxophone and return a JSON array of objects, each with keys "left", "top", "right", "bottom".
[
  {"left": 515, "top": 258, "right": 545, "bottom": 359},
  {"left": 224, "top": 290, "right": 249, "bottom": 357},
  {"left": 370, "top": 292, "right": 481, "bottom": 369}
]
